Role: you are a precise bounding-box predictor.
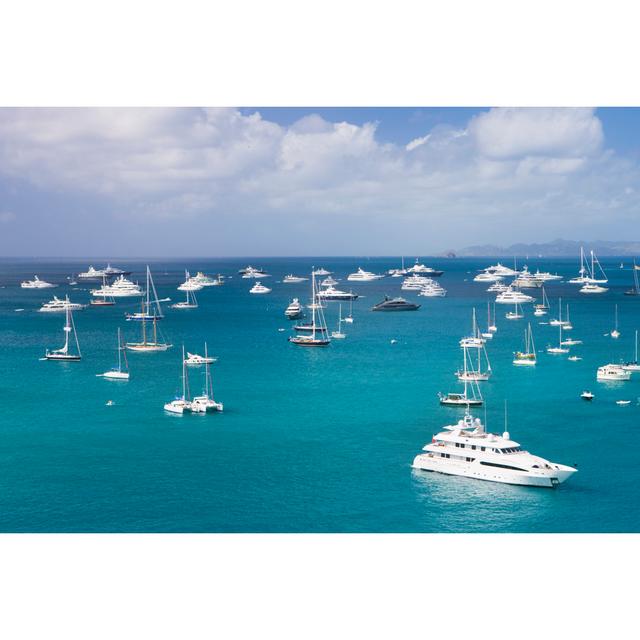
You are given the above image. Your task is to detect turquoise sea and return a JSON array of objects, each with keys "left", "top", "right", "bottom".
[{"left": 0, "top": 256, "right": 639, "bottom": 532}]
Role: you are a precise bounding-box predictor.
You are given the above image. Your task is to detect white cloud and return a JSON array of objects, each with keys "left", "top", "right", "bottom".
[{"left": 0, "top": 107, "right": 637, "bottom": 251}]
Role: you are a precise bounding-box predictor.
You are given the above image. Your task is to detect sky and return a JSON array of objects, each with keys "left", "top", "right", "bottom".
[{"left": 0, "top": 107, "right": 639, "bottom": 257}]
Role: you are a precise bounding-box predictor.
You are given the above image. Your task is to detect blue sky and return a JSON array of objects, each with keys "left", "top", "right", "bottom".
[{"left": 0, "top": 107, "right": 639, "bottom": 256}]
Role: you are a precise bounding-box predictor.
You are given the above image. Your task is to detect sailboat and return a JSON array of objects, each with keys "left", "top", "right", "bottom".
[
  {"left": 44, "top": 305, "right": 82, "bottom": 361},
  {"left": 481, "top": 302, "right": 494, "bottom": 339},
  {"left": 569, "top": 246, "right": 592, "bottom": 284},
  {"left": 513, "top": 322, "right": 536, "bottom": 365},
  {"left": 549, "top": 298, "right": 568, "bottom": 327},
  {"left": 547, "top": 322, "right": 569, "bottom": 354},
  {"left": 126, "top": 266, "right": 165, "bottom": 320},
  {"left": 164, "top": 346, "right": 193, "bottom": 414},
  {"left": 459, "top": 308, "right": 485, "bottom": 348},
  {"left": 622, "top": 330, "right": 640, "bottom": 372},
  {"left": 191, "top": 343, "right": 224, "bottom": 412},
  {"left": 331, "top": 304, "right": 346, "bottom": 339},
  {"left": 171, "top": 286, "right": 198, "bottom": 309},
  {"left": 560, "top": 309, "right": 582, "bottom": 345},
  {"left": 439, "top": 346, "right": 483, "bottom": 406},
  {"left": 533, "top": 287, "right": 549, "bottom": 316},
  {"left": 505, "top": 302, "right": 524, "bottom": 320},
  {"left": 344, "top": 296, "right": 354, "bottom": 324},
  {"left": 456, "top": 342, "right": 491, "bottom": 381},
  {"left": 488, "top": 302, "right": 497, "bottom": 333},
  {"left": 611, "top": 304, "right": 620, "bottom": 339},
  {"left": 289, "top": 271, "right": 331, "bottom": 346},
  {"left": 89, "top": 274, "right": 115, "bottom": 306},
  {"left": 98, "top": 328, "right": 130, "bottom": 379},
  {"left": 625, "top": 260, "right": 640, "bottom": 296}
]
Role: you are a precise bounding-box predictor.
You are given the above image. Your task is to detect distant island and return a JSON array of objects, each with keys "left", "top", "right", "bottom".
[{"left": 453, "top": 238, "right": 640, "bottom": 257}]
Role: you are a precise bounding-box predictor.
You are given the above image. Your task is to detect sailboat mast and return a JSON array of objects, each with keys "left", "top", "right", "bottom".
[
  {"left": 117, "top": 327, "right": 122, "bottom": 371},
  {"left": 63, "top": 305, "right": 70, "bottom": 352},
  {"left": 311, "top": 270, "right": 317, "bottom": 340}
]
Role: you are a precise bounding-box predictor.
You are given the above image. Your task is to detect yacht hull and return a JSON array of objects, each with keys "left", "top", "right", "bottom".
[{"left": 412, "top": 455, "right": 575, "bottom": 487}]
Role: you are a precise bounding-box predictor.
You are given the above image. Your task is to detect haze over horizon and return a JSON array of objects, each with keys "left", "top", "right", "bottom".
[{"left": 1, "top": 107, "right": 639, "bottom": 257}]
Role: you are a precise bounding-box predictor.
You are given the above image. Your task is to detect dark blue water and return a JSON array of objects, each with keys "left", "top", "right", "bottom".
[{"left": 0, "top": 256, "right": 638, "bottom": 532}]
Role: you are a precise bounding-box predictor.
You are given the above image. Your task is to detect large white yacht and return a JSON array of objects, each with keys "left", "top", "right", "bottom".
[
  {"left": 347, "top": 267, "right": 384, "bottom": 281},
  {"left": 241, "top": 266, "right": 270, "bottom": 279},
  {"left": 38, "top": 295, "right": 85, "bottom": 313},
  {"left": 495, "top": 287, "right": 535, "bottom": 304},
  {"left": 21, "top": 275, "right": 57, "bottom": 289},
  {"left": 283, "top": 275, "right": 308, "bottom": 283},
  {"left": 419, "top": 282, "right": 446, "bottom": 297},
  {"left": 77, "top": 265, "right": 106, "bottom": 279},
  {"left": 316, "top": 286, "right": 358, "bottom": 301},
  {"left": 285, "top": 298, "right": 304, "bottom": 319},
  {"left": 177, "top": 270, "right": 204, "bottom": 291},
  {"left": 312, "top": 267, "right": 331, "bottom": 276},
  {"left": 412, "top": 412, "right": 577, "bottom": 488},
  {"left": 250, "top": 282, "right": 271, "bottom": 294},
  {"left": 512, "top": 267, "right": 543, "bottom": 288},
  {"left": 473, "top": 272, "right": 503, "bottom": 283},
  {"left": 580, "top": 282, "right": 608, "bottom": 294},
  {"left": 483, "top": 262, "right": 518, "bottom": 277},
  {"left": 91, "top": 275, "right": 143, "bottom": 297},
  {"left": 597, "top": 364, "right": 631, "bottom": 381},
  {"left": 406, "top": 260, "right": 444, "bottom": 276},
  {"left": 191, "top": 272, "right": 222, "bottom": 287},
  {"left": 401, "top": 275, "right": 432, "bottom": 290}
]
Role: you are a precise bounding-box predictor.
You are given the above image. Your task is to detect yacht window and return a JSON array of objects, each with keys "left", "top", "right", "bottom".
[
  {"left": 532, "top": 465, "right": 539, "bottom": 468},
  {"left": 481, "top": 447, "right": 485, "bottom": 452},
  {"left": 471, "top": 445, "right": 476, "bottom": 450},
  {"left": 480, "top": 461, "right": 528, "bottom": 472}
]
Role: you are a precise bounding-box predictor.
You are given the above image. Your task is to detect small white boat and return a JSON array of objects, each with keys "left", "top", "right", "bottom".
[
  {"left": 171, "top": 284, "right": 198, "bottom": 309},
  {"left": 597, "top": 364, "right": 631, "bottom": 381},
  {"left": 344, "top": 297, "right": 354, "bottom": 324},
  {"left": 580, "top": 282, "right": 608, "bottom": 294},
  {"left": 21, "top": 275, "right": 57, "bottom": 289},
  {"left": 581, "top": 390, "right": 594, "bottom": 400},
  {"left": 283, "top": 275, "right": 308, "bottom": 283},
  {"left": 568, "top": 356, "right": 582, "bottom": 361},
  {"left": 98, "top": 328, "right": 130, "bottom": 380},
  {"left": 184, "top": 350, "right": 216, "bottom": 365},
  {"left": 320, "top": 276, "right": 338, "bottom": 286},
  {"left": 164, "top": 346, "right": 193, "bottom": 414},
  {"left": 611, "top": 304, "right": 620, "bottom": 339},
  {"left": 250, "top": 282, "right": 271, "bottom": 294},
  {"left": 616, "top": 400, "right": 631, "bottom": 406},
  {"left": 285, "top": 298, "right": 304, "bottom": 319}
]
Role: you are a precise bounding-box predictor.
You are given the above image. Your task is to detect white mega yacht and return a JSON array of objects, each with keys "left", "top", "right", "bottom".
[
  {"left": 347, "top": 267, "right": 384, "bottom": 281},
  {"left": 316, "top": 286, "right": 358, "bottom": 301},
  {"left": 177, "top": 270, "right": 204, "bottom": 291},
  {"left": 21, "top": 275, "right": 57, "bottom": 289},
  {"left": 249, "top": 282, "right": 272, "bottom": 294},
  {"left": 406, "top": 260, "right": 444, "bottom": 276},
  {"left": 38, "top": 295, "right": 85, "bottom": 313},
  {"left": 495, "top": 287, "right": 535, "bottom": 304},
  {"left": 412, "top": 411, "right": 577, "bottom": 488},
  {"left": 91, "top": 275, "right": 143, "bottom": 297}
]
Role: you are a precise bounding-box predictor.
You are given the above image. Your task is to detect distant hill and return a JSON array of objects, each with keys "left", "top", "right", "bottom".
[{"left": 456, "top": 239, "right": 640, "bottom": 257}]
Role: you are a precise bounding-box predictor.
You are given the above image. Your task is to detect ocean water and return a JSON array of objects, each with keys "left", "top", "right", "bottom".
[{"left": 0, "top": 256, "right": 639, "bottom": 532}]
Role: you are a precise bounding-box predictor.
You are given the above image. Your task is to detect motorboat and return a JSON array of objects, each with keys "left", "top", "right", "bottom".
[
  {"left": 482, "top": 262, "right": 518, "bottom": 277},
  {"left": 316, "top": 286, "right": 358, "bottom": 301},
  {"left": 412, "top": 411, "right": 577, "bottom": 487},
  {"left": 103, "top": 264, "right": 132, "bottom": 277},
  {"left": 512, "top": 267, "right": 543, "bottom": 288},
  {"left": 401, "top": 275, "right": 432, "bottom": 290},
  {"left": 285, "top": 298, "right": 304, "bottom": 319},
  {"left": 597, "top": 364, "right": 631, "bottom": 381},
  {"left": 532, "top": 269, "right": 562, "bottom": 282},
  {"left": 438, "top": 392, "right": 483, "bottom": 407},
  {"left": 474, "top": 272, "right": 503, "bottom": 283},
  {"left": 371, "top": 296, "right": 420, "bottom": 311},
  {"left": 568, "top": 356, "right": 582, "bottom": 362},
  {"left": 38, "top": 295, "right": 85, "bottom": 312},
  {"left": 312, "top": 268, "right": 331, "bottom": 276},
  {"left": 43, "top": 305, "right": 82, "bottom": 361},
  {"left": 495, "top": 287, "right": 534, "bottom": 304},
  {"left": 418, "top": 283, "right": 446, "bottom": 297},
  {"left": 192, "top": 272, "right": 222, "bottom": 287},
  {"left": 184, "top": 350, "right": 217, "bottom": 365},
  {"left": 242, "top": 267, "right": 270, "bottom": 279},
  {"left": 21, "top": 275, "right": 57, "bottom": 289},
  {"left": 320, "top": 276, "right": 338, "bottom": 286},
  {"left": 487, "top": 282, "right": 508, "bottom": 293},
  {"left": 249, "top": 282, "right": 272, "bottom": 294},
  {"left": 77, "top": 265, "right": 106, "bottom": 280},
  {"left": 91, "top": 275, "right": 143, "bottom": 297},
  {"left": 580, "top": 283, "right": 608, "bottom": 294},
  {"left": 407, "top": 259, "right": 443, "bottom": 276},
  {"left": 347, "top": 267, "right": 385, "bottom": 281},
  {"left": 283, "top": 275, "right": 308, "bottom": 283},
  {"left": 581, "top": 391, "right": 594, "bottom": 400},
  {"left": 97, "top": 328, "right": 130, "bottom": 380}
]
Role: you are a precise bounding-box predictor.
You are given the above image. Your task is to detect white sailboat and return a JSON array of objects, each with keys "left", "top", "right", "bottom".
[
  {"left": 513, "top": 322, "right": 536, "bottom": 365},
  {"left": 98, "top": 328, "right": 130, "bottom": 379},
  {"left": 44, "top": 305, "right": 82, "bottom": 361},
  {"left": 439, "top": 346, "right": 483, "bottom": 406},
  {"left": 289, "top": 270, "right": 331, "bottom": 346},
  {"left": 344, "top": 296, "right": 354, "bottom": 324},
  {"left": 164, "top": 346, "right": 193, "bottom": 414},
  {"left": 331, "top": 304, "right": 346, "bottom": 339},
  {"left": 547, "top": 322, "right": 569, "bottom": 354},
  {"left": 611, "top": 304, "right": 620, "bottom": 339},
  {"left": 563, "top": 304, "right": 573, "bottom": 330},
  {"left": 126, "top": 266, "right": 165, "bottom": 320},
  {"left": 191, "top": 343, "right": 223, "bottom": 412},
  {"left": 171, "top": 285, "right": 198, "bottom": 309},
  {"left": 456, "top": 342, "right": 491, "bottom": 381},
  {"left": 89, "top": 275, "right": 116, "bottom": 306},
  {"left": 505, "top": 302, "right": 524, "bottom": 320},
  {"left": 533, "top": 287, "right": 549, "bottom": 316},
  {"left": 459, "top": 308, "right": 485, "bottom": 348},
  {"left": 481, "top": 302, "right": 494, "bottom": 339}
]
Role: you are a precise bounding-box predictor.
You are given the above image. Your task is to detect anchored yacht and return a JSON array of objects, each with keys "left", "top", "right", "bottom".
[
  {"left": 419, "top": 282, "right": 447, "bottom": 297},
  {"left": 289, "top": 271, "right": 330, "bottom": 346},
  {"left": 407, "top": 260, "right": 444, "bottom": 276},
  {"left": 241, "top": 267, "right": 270, "bottom": 279},
  {"left": 316, "top": 286, "right": 358, "bottom": 301},
  {"left": 283, "top": 275, "right": 308, "bottom": 283},
  {"left": 97, "top": 328, "right": 130, "bottom": 380},
  {"left": 43, "top": 305, "right": 81, "bottom": 361},
  {"left": 513, "top": 323, "right": 536, "bottom": 365},
  {"left": 495, "top": 287, "right": 535, "bottom": 304},
  {"left": 347, "top": 267, "right": 384, "bottom": 281},
  {"left": 249, "top": 282, "right": 272, "bottom": 294},
  {"left": 580, "top": 282, "right": 608, "bottom": 294},
  {"left": 371, "top": 296, "right": 420, "bottom": 311},
  {"left": 474, "top": 272, "right": 504, "bottom": 283},
  {"left": 91, "top": 275, "right": 143, "bottom": 297},
  {"left": 39, "top": 295, "right": 85, "bottom": 313},
  {"left": 597, "top": 364, "right": 631, "bottom": 381},
  {"left": 412, "top": 411, "right": 577, "bottom": 488},
  {"left": 21, "top": 275, "right": 57, "bottom": 289},
  {"left": 285, "top": 298, "right": 304, "bottom": 319},
  {"left": 401, "top": 275, "right": 432, "bottom": 290}
]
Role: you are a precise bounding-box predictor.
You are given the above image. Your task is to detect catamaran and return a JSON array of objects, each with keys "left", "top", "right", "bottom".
[
  {"left": 191, "top": 343, "right": 224, "bottom": 413},
  {"left": 164, "top": 346, "right": 193, "bottom": 414},
  {"left": 44, "top": 305, "right": 82, "bottom": 361},
  {"left": 513, "top": 322, "right": 536, "bottom": 365},
  {"left": 289, "top": 271, "right": 330, "bottom": 346},
  {"left": 97, "top": 328, "right": 130, "bottom": 379}
]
